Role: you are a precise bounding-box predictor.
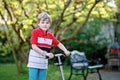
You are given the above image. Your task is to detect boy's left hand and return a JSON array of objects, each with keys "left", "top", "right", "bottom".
[{"left": 64, "top": 50, "right": 70, "bottom": 56}]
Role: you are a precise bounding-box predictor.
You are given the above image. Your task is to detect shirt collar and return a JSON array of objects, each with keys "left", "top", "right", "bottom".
[{"left": 38, "top": 28, "right": 48, "bottom": 36}]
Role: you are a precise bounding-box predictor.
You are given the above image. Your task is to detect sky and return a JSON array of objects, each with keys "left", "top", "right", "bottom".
[
  {"left": 107, "top": 0, "right": 116, "bottom": 7},
  {"left": 107, "top": 0, "right": 117, "bottom": 12}
]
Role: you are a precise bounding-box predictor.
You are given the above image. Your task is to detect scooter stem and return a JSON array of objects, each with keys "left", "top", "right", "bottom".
[{"left": 55, "top": 54, "right": 65, "bottom": 80}]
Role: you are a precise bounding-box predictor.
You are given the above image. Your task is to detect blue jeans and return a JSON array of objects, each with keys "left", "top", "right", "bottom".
[{"left": 29, "top": 67, "right": 47, "bottom": 80}]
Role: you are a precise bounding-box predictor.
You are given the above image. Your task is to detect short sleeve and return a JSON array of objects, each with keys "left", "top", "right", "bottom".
[
  {"left": 30, "top": 30, "right": 38, "bottom": 44},
  {"left": 51, "top": 34, "right": 60, "bottom": 46}
]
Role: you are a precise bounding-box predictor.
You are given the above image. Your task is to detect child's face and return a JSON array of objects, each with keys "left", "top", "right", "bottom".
[{"left": 38, "top": 18, "right": 51, "bottom": 32}]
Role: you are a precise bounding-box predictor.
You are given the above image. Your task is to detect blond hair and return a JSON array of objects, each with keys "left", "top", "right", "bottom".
[{"left": 37, "top": 12, "right": 52, "bottom": 23}]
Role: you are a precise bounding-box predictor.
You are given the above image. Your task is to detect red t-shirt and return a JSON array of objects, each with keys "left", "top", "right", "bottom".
[{"left": 30, "top": 28, "right": 60, "bottom": 50}]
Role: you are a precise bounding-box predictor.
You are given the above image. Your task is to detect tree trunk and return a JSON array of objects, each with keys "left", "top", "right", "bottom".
[{"left": 114, "top": 13, "right": 120, "bottom": 42}]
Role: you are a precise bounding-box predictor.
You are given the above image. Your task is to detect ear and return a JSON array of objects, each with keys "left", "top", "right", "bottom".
[{"left": 37, "top": 23, "right": 40, "bottom": 27}]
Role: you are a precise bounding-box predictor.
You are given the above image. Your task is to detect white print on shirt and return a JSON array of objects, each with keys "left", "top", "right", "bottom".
[{"left": 38, "top": 37, "right": 52, "bottom": 45}]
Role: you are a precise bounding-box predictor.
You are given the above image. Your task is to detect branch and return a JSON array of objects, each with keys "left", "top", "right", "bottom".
[
  {"left": 64, "top": 1, "right": 93, "bottom": 17},
  {"left": 18, "top": 0, "right": 36, "bottom": 29},
  {"left": 54, "top": 0, "right": 72, "bottom": 36},
  {"left": 61, "top": 0, "right": 101, "bottom": 42},
  {"left": 3, "top": 0, "right": 16, "bottom": 22},
  {"left": 3, "top": 0, "right": 26, "bottom": 43},
  {"left": 0, "top": 12, "right": 8, "bottom": 27},
  {"left": 58, "top": 17, "right": 77, "bottom": 39},
  {"left": 45, "top": 0, "right": 49, "bottom": 11}
]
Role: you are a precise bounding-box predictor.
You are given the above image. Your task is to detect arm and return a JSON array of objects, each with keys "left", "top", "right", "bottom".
[
  {"left": 32, "top": 44, "right": 54, "bottom": 59},
  {"left": 32, "top": 44, "right": 47, "bottom": 56},
  {"left": 57, "top": 43, "right": 70, "bottom": 56}
]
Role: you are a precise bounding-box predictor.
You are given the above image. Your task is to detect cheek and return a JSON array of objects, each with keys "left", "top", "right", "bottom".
[
  {"left": 47, "top": 24, "right": 51, "bottom": 27},
  {"left": 38, "top": 23, "right": 43, "bottom": 26}
]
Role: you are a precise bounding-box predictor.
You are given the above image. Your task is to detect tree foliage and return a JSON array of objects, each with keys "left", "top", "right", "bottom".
[
  {"left": 0, "top": 0, "right": 115, "bottom": 73},
  {"left": 114, "top": 0, "right": 120, "bottom": 41}
]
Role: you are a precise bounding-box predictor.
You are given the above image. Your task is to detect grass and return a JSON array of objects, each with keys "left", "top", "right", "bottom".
[
  {"left": 0, "top": 63, "right": 82, "bottom": 80},
  {"left": 0, "top": 63, "right": 28, "bottom": 80}
]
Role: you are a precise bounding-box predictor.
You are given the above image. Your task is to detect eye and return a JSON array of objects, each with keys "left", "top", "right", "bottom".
[
  {"left": 41, "top": 21, "right": 44, "bottom": 24},
  {"left": 46, "top": 22, "right": 50, "bottom": 24}
]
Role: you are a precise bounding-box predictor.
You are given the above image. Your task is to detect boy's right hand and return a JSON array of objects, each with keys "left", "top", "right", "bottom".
[
  {"left": 46, "top": 53, "right": 54, "bottom": 59},
  {"left": 49, "top": 53, "right": 54, "bottom": 59}
]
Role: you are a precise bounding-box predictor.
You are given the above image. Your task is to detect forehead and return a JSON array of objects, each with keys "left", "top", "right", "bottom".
[{"left": 40, "top": 18, "right": 50, "bottom": 22}]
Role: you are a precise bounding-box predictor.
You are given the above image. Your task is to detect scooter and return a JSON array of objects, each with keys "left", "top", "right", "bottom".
[{"left": 54, "top": 53, "right": 66, "bottom": 80}]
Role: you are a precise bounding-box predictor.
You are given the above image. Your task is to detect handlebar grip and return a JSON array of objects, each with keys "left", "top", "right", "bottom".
[{"left": 44, "top": 55, "right": 49, "bottom": 59}]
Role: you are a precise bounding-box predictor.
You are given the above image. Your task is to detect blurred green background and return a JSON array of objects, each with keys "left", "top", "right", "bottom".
[{"left": 0, "top": 0, "right": 120, "bottom": 80}]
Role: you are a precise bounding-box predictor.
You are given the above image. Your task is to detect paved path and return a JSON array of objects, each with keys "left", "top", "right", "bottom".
[{"left": 87, "top": 70, "right": 120, "bottom": 80}]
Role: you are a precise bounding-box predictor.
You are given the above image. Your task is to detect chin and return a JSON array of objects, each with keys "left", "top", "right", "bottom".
[{"left": 43, "top": 29, "right": 48, "bottom": 31}]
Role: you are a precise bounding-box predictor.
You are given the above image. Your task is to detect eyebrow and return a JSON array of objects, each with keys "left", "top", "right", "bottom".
[{"left": 41, "top": 18, "right": 50, "bottom": 22}]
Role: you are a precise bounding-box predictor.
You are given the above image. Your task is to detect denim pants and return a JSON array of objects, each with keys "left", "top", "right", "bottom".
[{"left": 29, "top": 67, "right": 47, "bottom": 80}]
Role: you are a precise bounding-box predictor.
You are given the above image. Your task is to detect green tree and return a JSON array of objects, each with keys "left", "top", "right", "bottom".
[
  {"left": 114, "top": 0, "right": 120, "bottom": 41},
  {"left": 0, "top": 0, "right": 115, "bottom": 73}
]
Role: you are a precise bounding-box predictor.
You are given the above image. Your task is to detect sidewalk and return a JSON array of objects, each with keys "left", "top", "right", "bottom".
[{"left": 87, "top": 70, "right": 120, "bottom": 80}]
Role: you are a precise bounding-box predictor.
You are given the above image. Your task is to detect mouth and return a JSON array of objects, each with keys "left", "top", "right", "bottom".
[{"left": 43, "top": 27, "right": 48, "bottom": 29}]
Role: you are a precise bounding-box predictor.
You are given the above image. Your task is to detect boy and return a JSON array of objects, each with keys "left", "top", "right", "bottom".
[{"left": 27, "top": 12, "right": 70, "bottom": 80}]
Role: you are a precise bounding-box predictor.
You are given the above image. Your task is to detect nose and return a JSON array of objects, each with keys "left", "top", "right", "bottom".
[{"left": 44, "top": 23, "right": 47, "bottom": 26}]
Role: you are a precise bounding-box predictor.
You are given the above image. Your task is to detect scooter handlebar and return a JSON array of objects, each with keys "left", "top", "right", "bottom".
[
  {"left": 54, "top": 53, "right": 65, "bottom": 57},
  {"left": 45, "top": 52, "right": 71, "bottom": 59},
  {"left": 45, "top": 53, "right": 65, "bottom": 59}
]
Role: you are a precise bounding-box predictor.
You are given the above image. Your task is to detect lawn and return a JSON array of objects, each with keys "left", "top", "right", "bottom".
[{"left": 0, "top": 63, "right": 81, "bottom": 80}]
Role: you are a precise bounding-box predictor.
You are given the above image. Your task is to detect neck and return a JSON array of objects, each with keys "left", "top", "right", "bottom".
[{"left": 39, "top": 28, "right": 48, "bottom": 35}]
